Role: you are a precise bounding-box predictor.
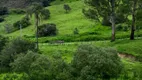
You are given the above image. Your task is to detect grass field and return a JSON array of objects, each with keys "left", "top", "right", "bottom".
[{"left": 39, "top": 39, "right": 142, "bottom": 62}]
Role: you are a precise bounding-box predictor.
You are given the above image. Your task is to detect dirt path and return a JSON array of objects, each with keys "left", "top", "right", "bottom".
[{"left": 118, "top": 53, "right": 136, "bottom": 61}]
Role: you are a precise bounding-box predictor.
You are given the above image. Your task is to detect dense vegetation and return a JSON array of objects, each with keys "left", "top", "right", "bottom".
[{"left": 0, "top": 0, "right": 142, "bottom": 80}]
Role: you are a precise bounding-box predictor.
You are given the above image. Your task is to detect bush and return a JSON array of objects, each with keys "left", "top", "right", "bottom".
[
  {"left": 123, "top": 25, "right": 129, "bottom": 31},
  {"left": 38, "top": 23, "right": 57, "bottom": 37},
  {"left": 41, "top": 9, "right": 50, "bottom": 19},
  {"left": 10, "top": 9, "right": 26, "bottom": 14},
  {"left": 13, "top": 16, "right": 31, "bottom": 30},
  {"left": 116, "top": 24, "right": 129, "bottom": 31},
  {"left": 4, "top": 24, "right": 15, "bottom": 33},
  {"left": 71, "top": 44, "right": 123, "bottom": 80},
  {"left": 82, "top": 8, "right": 100, "bottom": 21},
  {"left": 10, "top": 51, "right": 70, "bottom": 80},
  {"left": 0, "top": 35, "right": 8, "bottom": 52},
  {"left": 116, "top": 24, "right": 123, "bottom": 31},
  {"left": 73, "top": 28, "right": 79, "bottom": 34},
  {"left": 64, "top": 4, "right": 71, "bottom": 13},
  {"left": 0, "top": 7, "right": 8, "bottom": 15},
  {"left": 0, "top": 17, "right": 4, "bottom": 22},
  {"left": 0, "top": 38, "right": 35, "bottom": 70}
]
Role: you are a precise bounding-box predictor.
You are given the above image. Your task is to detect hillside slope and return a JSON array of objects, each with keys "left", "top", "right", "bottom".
[
  {"left": 0, "top": 0, "right": 142, "bottom": 42},
  {"left": 0, "top": 1, "right": 110, "bottom": 37}
]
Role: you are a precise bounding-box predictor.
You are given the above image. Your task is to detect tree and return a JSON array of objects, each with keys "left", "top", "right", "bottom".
[
  {"left": 10, "top": 51, "right": 42, "bottom": 79},
  {"left": 0, "top": 38, "right": 35, "bottom": 69},
  {"left": 123, "top": 0, "right": 142, "bottom": 40},
  {"left": 38, "top": 23, "right": 57, "bottom": 37},
  {"left": 10, "top": 51, "right": 71, "bottom": 80},
  {"left": 71, "top": 44, "right": 123, "bottom": 80},
  {"left": 27, "top": 3, "right": 48, "bottom": 51},
  {"left": 83, "top": 0, "right": 122, "bottom": 41}
]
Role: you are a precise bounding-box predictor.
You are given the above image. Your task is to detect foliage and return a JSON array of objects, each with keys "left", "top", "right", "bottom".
[
  {"left": 13, "top": 16, "right": 31, "bottom": 30},
  {"left": 41, "top": 9, "right": 50, "bottom": 19},
  {"left": 122, "top": 0, "right": 142, "bottom": 39},
  {"left": 10, "top": 9, "right": 26, "bottom": 14},
  {"left": 4, "top": 24, "right": 14, "bottom": 33},
  {"left": 71, "top": 44, "right": 123, "bottom": 79},
  {"left": 0, "top": 38, "right": 35, "bottom": 69},
  {"left": 42, "top": 0, "right": 56, "bottom": 7},
  {"left": 64, "top": 4, "right": 71, "bottom": 13},
  {"left": 38, "top": 23, "right": 57, "bottom": 37},
  {"left": 1, "top": 73, "right": 26, "bottom": 80},
  {"left": 10, "top": 51, "right": 71, "bottom": 80},
  {"left": 73, "top": 28, "right": 79, "bottom": 34},
  {"left": 0, "top": 17, "right": 4, "bottom": 23},
  {"left": 83, "top": 0, "right": 129, "bottom": 26},
  {"left": 0, "top": 35, "right": 7, "bottom": 52},
  {"left": 48, "top": 55, "right": 71, "bottom": 80},
  {"left": 0, "top": 7, "right": 8, "bottom": 15},
  {"left": 116, "top": 24, "right": 123, "bottom": 31},
  {"left": 116, "top": 24, "right": 129, "bottom": 31},
  {"left": 101, "top": 16, "right": 111, "bottom": 26}
]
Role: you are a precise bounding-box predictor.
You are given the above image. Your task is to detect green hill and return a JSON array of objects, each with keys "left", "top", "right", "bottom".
[
  {"left": 1, "top": 0, "right": 142, "bottom": 42},
  {"left": 0, "top": 0, "right": 141, "bottom": 60}
]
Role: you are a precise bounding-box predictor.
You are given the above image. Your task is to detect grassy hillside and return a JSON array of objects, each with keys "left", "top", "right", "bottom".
[
  {"left": 0, "top": 0, "right": 142, "bottom": 58},
  {"left": 0, "top": 0, "right": 142, "bottom": 42}
]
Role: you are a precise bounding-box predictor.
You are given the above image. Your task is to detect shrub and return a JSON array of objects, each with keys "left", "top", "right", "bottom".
[
  {"left": 64, "top": 4, "right": 71, "bottom": 13},
  {"left": 0, "top": 38, "right": 35, "bottom": 70},
  {"left": 116, "top": 24, "right": 123, "bottom": 31},
  {"left": 123, "top": 25, "right": 129, "bottom": 31},
  {"left": 13, "top": 16, "right": 31, "bottom": 30},
  {"left": 4, "top": 24, "right": 15, "bottom": 33},
  {"left": 0, "top": 35, "right": 8, "bottom": 52},
  {"left": 73, "top": 28, "right": 79, "bottom": 34},
  {"left": 10, "top": 51, "right": 70, "bottom": 80},
  {"left": 82, "top": 8, "right": 101, "bottom": 21},
  {"left": 71, "top": 44, "right": 123, "bottom": 80},
  {"left": 116, "top": 24, "right": 129, "bottom": 31},
  {"left": 0, "top": 17, "right": 4, "bottom": 22},
  {"left": 136, "top": 21, "right": 142, "bottom": 30},
  {"left": 0, "top": 7, "right": 8, "bottom": 15},
  {"left": 10, "top": 9, "right": 26, "bottom": 14},
  {"left": 38, "top": 23, "right": 57, "bottom": 37},
  {"left": 41, "top": 9, "right": 50, "bottom": 19}
]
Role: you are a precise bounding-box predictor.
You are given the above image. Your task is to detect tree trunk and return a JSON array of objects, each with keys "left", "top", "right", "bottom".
[
  {"left": 130, "top": 0, "right": 137, "bottom": 40},
  {"left": 110, "top": 0, "right": 116, "bottom": 42},
  {"left": 35, "top": 14, "right": 39, "bottom": 51}
]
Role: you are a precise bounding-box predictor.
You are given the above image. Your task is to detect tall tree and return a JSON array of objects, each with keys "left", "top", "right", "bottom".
[
  {"left": 122, "top": 0, "right": 142, "bottom": 40},
  {"left": 127, "top": 0, "right": 142, "bottom": 40},
  {"left": 83, "top": 0, "right": 121, "bottom": 41},
  {"left": 27, "top": 3, "right": 45, "bottom": 51},
  {"left": 110, "top": 0, "right": 116, "bottom": 41}
]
